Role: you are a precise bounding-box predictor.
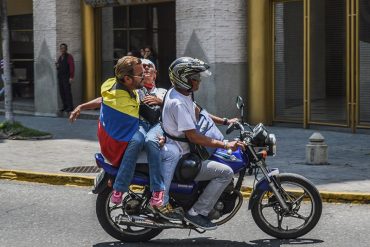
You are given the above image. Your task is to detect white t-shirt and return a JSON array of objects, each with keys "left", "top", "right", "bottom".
[{"left": 162, "top": 88, "right": 196, "bottom": 154}]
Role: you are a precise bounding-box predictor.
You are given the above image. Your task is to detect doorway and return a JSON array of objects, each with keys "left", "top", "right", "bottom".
[{"left": 272, "top": 0, "right": 367, "bottom": 130}]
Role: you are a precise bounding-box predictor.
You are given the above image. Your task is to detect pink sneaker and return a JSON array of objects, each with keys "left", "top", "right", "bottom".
[
  {"left": 149, "top": 191, "right": 164, "bottom": 207},
  {"left": 111, "top": 190, "right": 123, "bottom": 205}
]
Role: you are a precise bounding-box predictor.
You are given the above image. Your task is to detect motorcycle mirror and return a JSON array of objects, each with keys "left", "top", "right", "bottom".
[
  {"left": 236, "top": 96, "right": 245, "bottom": 123},
  {"left": 236, "top": 96, "right": 244, "bottom": 109}
]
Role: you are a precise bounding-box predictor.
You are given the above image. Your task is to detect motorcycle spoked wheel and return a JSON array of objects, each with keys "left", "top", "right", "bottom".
[
  {"left": 251, "top": 173, "right": 322, "bottom": 239},
  {"left": 96, "top": 187, "right": 162, "bottom": 242}
]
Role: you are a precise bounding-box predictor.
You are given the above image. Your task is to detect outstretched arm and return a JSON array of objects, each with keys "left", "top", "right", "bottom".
[{"left": 69, "top": 97, "right": 102, "bottom": 123}]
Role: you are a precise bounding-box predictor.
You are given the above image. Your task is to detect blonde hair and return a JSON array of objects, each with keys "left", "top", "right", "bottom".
[{"left": 115, "top": 56, "right": 142, "bottom": 80}]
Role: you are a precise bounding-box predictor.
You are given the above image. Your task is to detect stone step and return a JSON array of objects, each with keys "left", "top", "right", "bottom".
[{"left": 0, "top": 99, "right": 35, "bottom": 115}]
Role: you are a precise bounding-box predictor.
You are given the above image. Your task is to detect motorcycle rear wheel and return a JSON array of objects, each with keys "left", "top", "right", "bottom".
[
  {"left": 251, "top": 173, "right": 322, "bottom": 239},
  {"left": 96, "top": 187, "right": 162, "bottom": 242}
]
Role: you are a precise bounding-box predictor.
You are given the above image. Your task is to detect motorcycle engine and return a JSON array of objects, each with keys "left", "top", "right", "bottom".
[
  {"left": 123, "top": 199, "right": 141, "bottom": 215},
  {"left": 208, "top": 181, "right": 237, "bottom": 220},
  {"left": 208, "top": 201, "right": 225, "bottom": 220}
]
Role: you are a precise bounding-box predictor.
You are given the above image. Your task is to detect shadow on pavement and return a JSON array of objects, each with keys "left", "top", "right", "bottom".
[
  {"left": 93, "top": 237, "right": 324, "bottom": 247},
  {"left": 250, "top": 238, "right": 324, "bottom": 246}
]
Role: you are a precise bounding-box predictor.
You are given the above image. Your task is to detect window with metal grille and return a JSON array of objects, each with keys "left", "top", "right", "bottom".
[
  {"left": 274, "top": 1, "right": 304, "bottom": 122},
  {"left": 359, "top": 0, "right": 370, "bottom": 125},
  {"left": 309, "top": 0, "right": 347, "bottom": 125},
  {"left": 101, "top": 3, "right": 175, "bottom": 89}
]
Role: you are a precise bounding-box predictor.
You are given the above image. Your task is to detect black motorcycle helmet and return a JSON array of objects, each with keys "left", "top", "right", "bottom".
[
  {"left": 168, "top": 57, "right": 211, "bottom": 91},
  {"left": 175, "top": 153, "right": 202, "bottom": 183}
]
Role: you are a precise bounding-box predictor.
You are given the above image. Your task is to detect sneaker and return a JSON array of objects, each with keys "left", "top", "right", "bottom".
[
  {"left": 184, "top": 212, "right": 217, "bottom": 230},
  {"left": 155, "top": 203, "right": 184, "bottom": 221},
  {"left": 149, "top": 191, "right": 164, "bottom": 207},
  {"left": 111, "top": 190, "right": 123, "bottom": 205}
]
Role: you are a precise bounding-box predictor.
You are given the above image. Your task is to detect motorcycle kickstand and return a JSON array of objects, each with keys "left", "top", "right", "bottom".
[{"left": 188, "top": 227, "right": 206, "bottom": 235}]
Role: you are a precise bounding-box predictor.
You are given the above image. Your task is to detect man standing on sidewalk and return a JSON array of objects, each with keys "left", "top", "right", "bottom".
[{"left": 56, "top": 43, "right": 74, "bottom": 112}]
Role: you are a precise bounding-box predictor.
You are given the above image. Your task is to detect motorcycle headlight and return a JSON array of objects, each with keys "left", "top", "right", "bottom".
[
  {"left": 267, "top": 134, "right": 276, "bottom": 156},
  {"left": 251, "top": 124, "right": 277, "bottom": 156},
  {"left": 252, "top": 123, "right": 269, "bottom": 146}
]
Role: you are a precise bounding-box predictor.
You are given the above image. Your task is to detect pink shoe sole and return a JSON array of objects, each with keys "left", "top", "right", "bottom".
[
  {"left": 149, "top": 191, "right": 164, "bottom": 207},
  {"left": 149, "top": 199, "right": 163, "bottom": 207},
  {"left": 111, "top": 191, "right": 123, "bottom": 205}
]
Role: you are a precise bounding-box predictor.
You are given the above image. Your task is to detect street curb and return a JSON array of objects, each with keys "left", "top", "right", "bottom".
[
  {"left": 240, "top": 186, "right": 370, "bottom": 204},
  {"left": 1, "top": 169, "right": 369, "bottom": 204},
  {"left": 0, "top": 169, "right": 94, "bottom": 187}
]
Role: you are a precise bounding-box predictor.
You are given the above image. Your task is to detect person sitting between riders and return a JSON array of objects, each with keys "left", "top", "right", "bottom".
[
  {"left": 69, "top": 57, "right": 182, "bottom": 220},
  {"left": 160, "top": 57, "right": 245, "bottom": 230}
]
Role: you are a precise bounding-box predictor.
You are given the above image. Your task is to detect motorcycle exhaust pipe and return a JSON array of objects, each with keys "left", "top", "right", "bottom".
[{"left": 116, "top": 215, "right": 186, "bottom": 229}]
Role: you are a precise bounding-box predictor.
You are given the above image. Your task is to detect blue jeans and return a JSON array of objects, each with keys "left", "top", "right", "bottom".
[
  {"left": 113, "top": 120, "right": 165, "bottom": 192},
  {"left": 160, "top": 144, "right": 181, "bottom": 205},
  {"left": 142, "top": 121, "right": 165, "bottom": 192}
]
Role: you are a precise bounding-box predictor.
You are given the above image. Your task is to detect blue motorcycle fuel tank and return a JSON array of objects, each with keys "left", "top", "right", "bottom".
[{"left": 210, "top": 148, "right": 247, "bottom": 173}]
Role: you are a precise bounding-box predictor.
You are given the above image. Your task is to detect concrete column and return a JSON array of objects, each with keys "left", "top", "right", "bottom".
[
  {"left": 56, "top": 0, "right": 82, "bottom": 106},
  {"left": 247, "top": 0, "right": 271, "bottom": 124},
  {"left": 176, "top": 0, "right": 247, "bottom": 118},
  {"left": 33, "top": 0, "right": 82, "bottom": 115},
  {"left": 33, "top": 0, "right": 58, "bottom": 116}
]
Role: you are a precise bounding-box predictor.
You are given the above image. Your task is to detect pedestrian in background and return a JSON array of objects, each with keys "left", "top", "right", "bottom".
[
  {"left": 56, "top": 43, "right": 74, "bottom": 112},
  {"left": 143, "top": 46, "right": 157, "bottom": 68},
  {"left": 127, "top": 50, "right": 142, "bottom": 58},
  {"left": 140, "top": 48, "right": 145, "bottom": 58}
]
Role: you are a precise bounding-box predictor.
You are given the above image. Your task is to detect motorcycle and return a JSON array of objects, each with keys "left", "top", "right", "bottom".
[{"left": 92, "top": 96, "right": 322, "bottom": 242}]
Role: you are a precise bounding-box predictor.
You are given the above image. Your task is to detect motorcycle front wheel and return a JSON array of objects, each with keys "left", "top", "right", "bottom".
[
  {"left": 251, "top": 173, "right": 322, "bottom": 239},
  {"left": 96, "top": 187, "right": 162, "bottom": 242}
]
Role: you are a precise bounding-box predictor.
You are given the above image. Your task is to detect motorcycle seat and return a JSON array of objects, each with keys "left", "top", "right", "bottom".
[{"left": 95, "top": 152, "right": 149, "bottom": 176}]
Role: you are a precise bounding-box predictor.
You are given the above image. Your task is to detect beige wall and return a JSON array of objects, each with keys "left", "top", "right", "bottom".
[{"left": 176, "top": 0, "right": 248, "bottom": 117}]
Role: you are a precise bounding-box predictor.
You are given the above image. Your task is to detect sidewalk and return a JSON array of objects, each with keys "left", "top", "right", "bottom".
[{"left": 1, "top": 114, "right": 369, "bottom": 203}]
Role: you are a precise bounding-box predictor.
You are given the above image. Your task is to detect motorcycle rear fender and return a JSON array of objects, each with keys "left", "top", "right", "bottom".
[
  {"left": 92, "top": 170, "right": 111, "bottom": 194},
  {"left": 95, "top": 153, "right": 118, "bottom": 176}
]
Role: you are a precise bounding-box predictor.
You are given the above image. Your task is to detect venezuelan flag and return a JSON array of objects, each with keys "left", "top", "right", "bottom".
[{"left": 98, "top": 78, "right": 140, "bottom": 166}]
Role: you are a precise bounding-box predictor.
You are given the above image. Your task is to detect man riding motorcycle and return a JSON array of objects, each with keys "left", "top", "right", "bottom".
[{"left": 160, "top": 57, "right": 245, "bottom": 230}]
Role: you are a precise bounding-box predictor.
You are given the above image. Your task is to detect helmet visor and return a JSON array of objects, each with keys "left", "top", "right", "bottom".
[
  {"left": 200, "top": 70, "right": 212, "bottom": 78},
  {"left": 189, "top": 70, "right": 212, "bottom": 81}
]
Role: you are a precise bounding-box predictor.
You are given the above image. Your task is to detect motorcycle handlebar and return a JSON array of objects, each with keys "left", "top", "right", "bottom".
[{"left": 225, "top": 121, "right": 246, "bottom": 135}]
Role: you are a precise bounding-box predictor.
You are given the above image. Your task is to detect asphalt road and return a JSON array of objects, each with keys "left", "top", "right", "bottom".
[{"left": 1, "top": 180, "right": 369, "bottom": 247}]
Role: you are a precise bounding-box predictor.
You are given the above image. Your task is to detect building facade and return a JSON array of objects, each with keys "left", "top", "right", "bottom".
[{"left": 3, "top": 0, "right": 370, "bottom": 131}]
